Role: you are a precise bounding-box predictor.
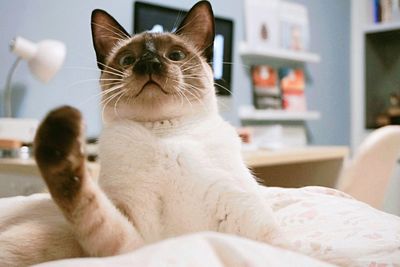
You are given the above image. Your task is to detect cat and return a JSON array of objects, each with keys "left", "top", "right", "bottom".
[{"left": 0, "top": 1, "right": 281, "bottom": 265}]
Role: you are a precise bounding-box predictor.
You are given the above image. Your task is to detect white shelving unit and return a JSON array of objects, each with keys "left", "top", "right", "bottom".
[
  {"left": 364, "top": 21, "right": 400, "bottom": 34},
  {"left": 238, "top": 42, "right": 321, "bottom": 147},
  {"left": 239, "top": 42, "right": 320, "bottom": 67},
  {"left": 239, "top": 106, "right": 321, "bottom": 121}
]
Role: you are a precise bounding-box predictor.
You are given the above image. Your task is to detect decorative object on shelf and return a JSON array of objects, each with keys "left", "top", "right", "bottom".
[
  {"left": 251, "top": 65, "right": 281, "bottom": 109},
  {"left": 280, "top": 1, "right": 309, "bottom": 51},
  {"left": 244, "top": 0, "right": 280, "bottom": 49},
  {"left": 279, "top": 68, "right": 306, "bottom": 111},
  {"left": 376, "top": 92, "right": 400, "bottom": 127},
  {"left": 0, "top": 36, "right": 66, "bottom": 158}
]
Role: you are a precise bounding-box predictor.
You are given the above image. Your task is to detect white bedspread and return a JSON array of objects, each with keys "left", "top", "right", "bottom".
[{"left": 3, "top": 186, "right": 399, "bottom": 266}]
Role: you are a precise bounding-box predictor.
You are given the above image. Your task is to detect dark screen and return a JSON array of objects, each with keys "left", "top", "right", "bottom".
[{"left": 133, "top": 1, "right": 234, "bottom": 96}]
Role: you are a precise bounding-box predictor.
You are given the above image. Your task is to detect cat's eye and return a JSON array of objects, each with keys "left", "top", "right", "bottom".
[
  {"left": 168, "top": 50, "right": 186, "bottom": 61},
  {"left": 119, "top": 54, "right": 135, "bottom": 67}
]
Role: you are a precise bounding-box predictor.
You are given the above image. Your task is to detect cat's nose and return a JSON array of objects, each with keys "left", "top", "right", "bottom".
[{"left": 134, "top": 53, "right": 162, "bottom": 75}]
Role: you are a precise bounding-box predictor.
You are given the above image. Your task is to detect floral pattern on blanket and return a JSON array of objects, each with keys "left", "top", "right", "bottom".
[{"left": 263, "top": 186, "right": 400, "bottom": 266}]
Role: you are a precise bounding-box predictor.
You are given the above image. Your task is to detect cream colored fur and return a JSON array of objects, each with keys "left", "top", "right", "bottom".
[{"left": 0, "top": 3, "right": 280, "bottom": 265}]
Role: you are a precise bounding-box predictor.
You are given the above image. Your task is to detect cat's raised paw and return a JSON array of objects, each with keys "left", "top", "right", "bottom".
[{"left": 34, "top": 106, "right": 87, "bottom": 206}]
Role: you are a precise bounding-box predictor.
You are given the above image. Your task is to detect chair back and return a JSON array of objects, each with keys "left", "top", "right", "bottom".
[{"left": 337, "top": 126, "right": 400, "bottom": 208}]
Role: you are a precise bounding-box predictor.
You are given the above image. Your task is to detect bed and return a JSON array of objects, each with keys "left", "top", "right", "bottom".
[{"left": 1, "top": 186, "right": 399, "bottom": 266}]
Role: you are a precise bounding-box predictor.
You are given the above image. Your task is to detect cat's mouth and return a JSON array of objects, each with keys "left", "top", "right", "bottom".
[{"left": 135, "top": 79, "right": 169, "bottom": 97}]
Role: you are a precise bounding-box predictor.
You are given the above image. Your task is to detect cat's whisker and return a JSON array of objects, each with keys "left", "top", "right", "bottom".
[
  {"left": 208, "top": 61, "right": 251, "bottom": 70},
  {"left": 97, "top": 35, "right": 125, "bottom": 43},
  {"left": 99, "top": 85, "right": 125, "bottom": 98},
  {"left": 78, "top": 84, "right": 124, "bottom": 106},
  {"left": 100, "top": 89, "right": 123, "bottom": 106},
  {"left": 181, "top": 64, "right": 203, "bottom": 72},
  {"left": 179, "top": 86, "right": 207, "bottom": 112},
  {"left": 171, "top": 9, "right": 184, "bottom": 33},
  {"left": 103, "top": 21, "right": 131, "bottom": 39},
  {"left": 101, "top": 90, "right": 124, "bottom": 123},
  {"left": 98, "top": 78, "right": 124, "bottom": 82},
  {"left": 177, "top": 86, "right": 193, "bottom": 111},
  {"left": 63, "top": 78, "right": 122, "bottom": 91},
  {"left": 180, "top": 43, "right": 213, "bottom": 70},
  {"left": 173, "top": 13, "right": 202, "bottom": 35},
  {"left": 179, "top": 45, "right": 210, "bottom": 69},
  {"left": 99, "top": 81, "right": 123, "bottom": 88},
  {"left": 64, "top": 66, "right": 125, "bottom": 78},
  {"left": 214, "top": 83, "right": 233, "bottom": 95},
  {"left": 177, "top": 90, "right": 185, "bottom": 108},
  {"left": 180, "top": 54, "right": 200, "bottom": 69},
  {"left": 91, "top": 22, "right": 130, "bottom": 40},
  {"left": 100, "top": 85, "right": 124, "bottom": 104},
  {"left": 96, "top": 61, "right": 126, "bottom": 76},
  {"left": 113, "top": 90, "right": 126, "bottom": 119}
]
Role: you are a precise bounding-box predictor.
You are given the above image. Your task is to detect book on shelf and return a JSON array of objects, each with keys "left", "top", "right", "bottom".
[
  {"left": 251, "top": 66, "right": 307, "bottom": 112},
  {"left": 251, "top": 65, "right": 282, "bottom": 110},
  {"left": 279, "top": 68, "right": 307, "bottom": 111},
  {"left": 372, "top": 0, "right": 400, "bottom": 23}
]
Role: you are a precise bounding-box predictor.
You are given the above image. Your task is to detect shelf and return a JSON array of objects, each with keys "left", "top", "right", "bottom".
[
  {"left": 239, "top": 106, "right": 321, "bottom": 121},
  {"left": 239, "top": 42, "right": 320, "bottom": 67},
  {"left": 364, "top": 22, "right": 400, "bottom": 34}
]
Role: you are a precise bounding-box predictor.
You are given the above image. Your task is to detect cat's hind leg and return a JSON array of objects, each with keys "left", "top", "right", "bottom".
[{"left": 34, "top": 106, "right": 143, "bottom": 256}]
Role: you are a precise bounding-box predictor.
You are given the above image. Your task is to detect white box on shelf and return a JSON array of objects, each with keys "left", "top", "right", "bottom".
[
  {"left": 249, "top": 124, "right": 307, "bottom": 149},
  {"left": 0, "top": 118, "right": 39, "bottom": 143},
  {"left": 244, "top": 0, "right": 280, "bottom": 49},
  {"left": 280, "top": 1, "right": 310, "bottom": 51},
  {"left": 239, "top": 106, "right": 321, "bottom": 121}
]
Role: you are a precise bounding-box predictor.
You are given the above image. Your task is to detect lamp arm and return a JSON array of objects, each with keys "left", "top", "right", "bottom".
[{"left": 3, "top": 57, "right": 21, "bottom": 117}]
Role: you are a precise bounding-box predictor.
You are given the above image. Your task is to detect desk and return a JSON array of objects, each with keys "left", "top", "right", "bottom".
[
  {"left": 243, "top": 146, "right": 349, "bottom": 188},
  {"left": 0, "top": 146, "right": 348, "bottom": 196}
]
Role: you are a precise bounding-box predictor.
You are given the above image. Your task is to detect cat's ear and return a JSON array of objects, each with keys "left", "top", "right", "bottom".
[
  {"left": 91, "top": 9, "right": 130, "bottom": 70},
  {"left": 175, "top": 1, "right": 215, "bottom": 62}
]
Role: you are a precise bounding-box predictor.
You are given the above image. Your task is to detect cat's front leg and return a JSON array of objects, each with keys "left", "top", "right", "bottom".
[
  {"left": 215, "top": 189, "right": 282, "bottom": 245},
  {"left": 34, "top": 106, "right": 143, "bottom": 256}
]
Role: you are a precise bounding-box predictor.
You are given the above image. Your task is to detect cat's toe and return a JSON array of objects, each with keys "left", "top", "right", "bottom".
[{"left": 34, "top": 106, "right": 87, "bottom": 203}]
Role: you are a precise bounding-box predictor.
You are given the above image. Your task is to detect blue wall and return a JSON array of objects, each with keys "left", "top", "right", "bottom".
[{"left": 0, "top": 0, "right": 350, "bottom": 145}]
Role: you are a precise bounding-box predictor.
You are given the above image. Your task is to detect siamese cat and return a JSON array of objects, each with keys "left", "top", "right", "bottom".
[{"left": 0, "top": 1, "right": 281, "bottom": 266}]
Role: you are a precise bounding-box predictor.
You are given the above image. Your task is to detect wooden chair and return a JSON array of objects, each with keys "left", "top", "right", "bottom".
[{"left": 337, "top": 126, "right": 400, "bottom": 209}]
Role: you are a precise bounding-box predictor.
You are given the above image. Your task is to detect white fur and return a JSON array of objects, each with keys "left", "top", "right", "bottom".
[{"left": 92, "top": 103, "right": 278, "bottom": 249}]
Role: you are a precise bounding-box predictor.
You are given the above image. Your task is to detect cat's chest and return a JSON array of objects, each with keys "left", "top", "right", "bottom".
[{"left": 98, "top": 121, "right": 218, "bottom": 182}]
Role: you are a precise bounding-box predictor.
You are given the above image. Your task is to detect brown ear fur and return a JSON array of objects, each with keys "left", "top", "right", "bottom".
[
  {"left": 91, "top": 9, "right": 130, "bottom": 69},
  {"left": 175, "top": 1, "right": 215, "bottom": 62}
]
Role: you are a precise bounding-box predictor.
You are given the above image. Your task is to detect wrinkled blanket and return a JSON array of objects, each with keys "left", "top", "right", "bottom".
[{"left": 1, "top": 186, "right": 399, "bottom": 266}]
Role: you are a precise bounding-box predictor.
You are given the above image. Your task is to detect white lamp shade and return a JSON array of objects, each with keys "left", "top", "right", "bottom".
[{"left": 11, "top": 36, "right": 66, "bottom": 83}]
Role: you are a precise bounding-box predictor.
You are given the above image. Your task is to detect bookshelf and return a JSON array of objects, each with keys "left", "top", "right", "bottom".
[
  {"left": 238, "top": 42, "right": 321, "bottom": 146},
  {"left": 239, "top": 42, "right": 320, "bottom": 67}
]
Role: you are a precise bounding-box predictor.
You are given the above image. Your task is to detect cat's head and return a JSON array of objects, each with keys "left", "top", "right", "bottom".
[{"left": 91, "top": 1, "right": 217, "bottom": 123}]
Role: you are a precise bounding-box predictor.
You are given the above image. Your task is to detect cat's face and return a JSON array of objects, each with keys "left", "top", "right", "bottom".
[{"left": 91, "top": 1, "right": 217, "bottom": 122}]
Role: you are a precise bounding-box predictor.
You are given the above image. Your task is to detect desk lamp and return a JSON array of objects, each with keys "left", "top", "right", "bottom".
[{"left": 0, "top": 36, "right": 66, "bottom": 158}]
